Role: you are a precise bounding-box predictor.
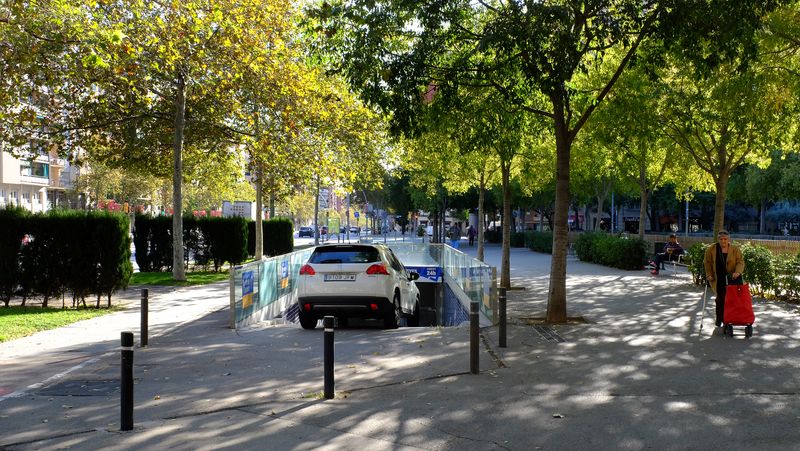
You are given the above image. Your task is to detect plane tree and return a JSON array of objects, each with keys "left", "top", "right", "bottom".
[{"left": 309, "top": 0, "right": 779, "bottom": 322}]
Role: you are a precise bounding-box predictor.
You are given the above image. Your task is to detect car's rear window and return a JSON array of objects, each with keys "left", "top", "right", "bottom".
[{"left": 309, "top": 246, "right": 381, "bottom": 264}]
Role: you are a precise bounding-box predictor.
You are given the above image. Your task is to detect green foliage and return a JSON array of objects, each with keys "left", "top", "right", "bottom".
[
  {"left": 248, "top": 218, "right": 294, "bottom": 257},
  {"left": 740, "top": 243, "right": 777, "bottom": 296},
  {"left": 484, "top": 229, "right": 502, "bottom": 244},
  {"left": 773, "top": 254, "right": 800, "bottom": 301},
  {"left": 525, "top": 231, "right": 553, "bottom": 254},
  {"left": 510, "top": 232, "right": 526, "bottom": 248},
  {"left": 574, "top": 232, "right": 649, "bottom": 270},
  {"left": 263, "top": 218, "right": 294, "bottom": 257},
  {"left": 0, "top": 210, "right": 131, "bottom": 307},
  {"left": 686, "top": 243, "right": 709, "bottom": 285},
  {"left": 0, "top": 207, "right": 29, "bottom": 306},
  {"left": 137, "top": 215, "right": 249, "bottom": 272}
]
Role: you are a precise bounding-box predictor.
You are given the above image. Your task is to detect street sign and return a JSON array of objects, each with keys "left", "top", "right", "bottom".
[{"left": 354, "top": 211, "right": 359, "bottom": 218}]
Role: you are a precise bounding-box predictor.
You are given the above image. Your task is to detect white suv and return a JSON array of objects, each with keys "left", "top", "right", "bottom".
[{"left": 296, "top": 244, "right": 420, "bottom": 329}]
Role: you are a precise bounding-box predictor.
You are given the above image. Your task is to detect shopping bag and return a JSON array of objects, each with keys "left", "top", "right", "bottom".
[{"left": 723, "top": 283, "right": 755, "bottom": 324}]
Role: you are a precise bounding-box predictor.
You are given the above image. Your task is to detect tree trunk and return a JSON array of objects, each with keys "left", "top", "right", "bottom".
[
  {"left": 638, "top": 190, "right": 649, "bottom": 240},
  {"left": 501, "top": 160, "right": 511, "bottom": 290},
  {"left": 759, "top": 198, "right": 766, "bottom": 234},
  {"left": 477, "top": 170, "right": 486, "bottom": 262},
  {"left": 595, "top": 194, "right": 607, "bottom": 231},
  {"left": 172, "top": 73, "right": 186, "bottom": 281},
  {"left": 637, "top": 165, "right": 648, "bottom": 240},
  {"left": 546, "top": 97, "right": 571, "bottom": 324},
  {"left": 269, "top": 192, "right": 275, "bottom": 219},
  {"left": 255, "top": 162, "right": 264, "bottom": 259},
  {"left": 712, "top": 171, "right": 730, "bottom": 239}
]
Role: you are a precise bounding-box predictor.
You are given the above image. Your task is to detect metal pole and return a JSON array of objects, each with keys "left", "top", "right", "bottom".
[
  {"left": 499, "top": 287, "right": 507, "bottom": 348},
  {"left": 323, "top": 316, "right": 335, "bottom": 399},
  {"left": 470, "top": 301, "right": 479, "bottom": 374},
  {"left": 611, "top": 192, "right": 615, "bottom": 233},
  {"left": 685, "top": 196, "right": 690, "bottom": 238},
  {"left": 120, "top": 331, "right": 134, "bottom": 431},
  {"left": 140, "top": 289, "right": 148, "bottom": 347}
]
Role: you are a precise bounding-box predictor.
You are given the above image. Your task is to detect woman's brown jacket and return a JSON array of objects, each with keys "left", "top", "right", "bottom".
[{"left": 703, "top": 243, "right": 745, "bottom": 294}]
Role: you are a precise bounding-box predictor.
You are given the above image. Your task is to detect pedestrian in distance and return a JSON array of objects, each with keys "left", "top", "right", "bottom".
[
  {"left": 703, "top": 230, "right": 745, "bottom": 328},
  {"left": 467, "top": 224, "right": 476, "bottom": 246},
  {"left": 650, "top": 233, "right": 684, "bottom": 275},
  {"left": 449, "top": 224, "right": 462, "bottom": 249}
]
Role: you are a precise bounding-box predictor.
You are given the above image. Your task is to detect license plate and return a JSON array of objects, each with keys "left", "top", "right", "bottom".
[{"left": 324, "top": 274, "right": 356, "bottom": 282}]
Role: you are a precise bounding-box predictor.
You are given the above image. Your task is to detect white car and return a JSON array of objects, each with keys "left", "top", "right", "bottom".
[{"left": 296, "top": 243, "right": 420, "bottom": 329}]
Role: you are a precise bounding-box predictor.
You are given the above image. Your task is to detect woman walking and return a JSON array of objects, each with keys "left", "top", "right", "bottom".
[{"left": 703, "top": 230, "right": 745, "bottom": 328}]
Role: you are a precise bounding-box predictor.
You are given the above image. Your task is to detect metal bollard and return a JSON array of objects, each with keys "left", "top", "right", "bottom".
[
  {"left": 140, "top": 289, "right": 149, "bottom": 347},
  {"left": 470, "top": 301, "right": 479, "bottom": 374},
  {"left": 499, "top": 287, "right": 507, "bottom": 348},
  {"left": 120, "top": 331, "right": 134, "bottom": 431},
  {"left": 323, "top": 316, "right": 335, "bottom": 399}
]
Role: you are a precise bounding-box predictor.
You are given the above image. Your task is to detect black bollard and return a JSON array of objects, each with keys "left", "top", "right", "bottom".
[
  {"left": 470, "top": 301, "right": 479, "bottom": 374},
  {"left": 499, "top": 287, "right": 507, "bottom": 348},
  {"left": 323, "top": 316, "right": 335, "bottom": 399},
  {"left": 140, "top": 289, "right": 149, "bottom": 347},
  {"left": 120, "top": 331, "right": 134, "bottom": 431}
]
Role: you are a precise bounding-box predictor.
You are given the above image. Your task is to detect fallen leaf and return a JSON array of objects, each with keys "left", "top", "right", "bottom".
[
  {"left": 552, "top": 414, "right": 564, "bottom": 419},
  {"left": 154, "top": 395, "right": 161, "bottom": 400},
  {"left": 61, "top": 405, "right": 73, "bottom": 409}
]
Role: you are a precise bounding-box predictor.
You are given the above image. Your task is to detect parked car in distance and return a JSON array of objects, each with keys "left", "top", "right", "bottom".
[
  {"left": 296, "top": 243, "right": 420, "bottom": 329},
  {"left": 349, "top": 226, "right": 360, "bottom": 235},
  {"left": 298, "top": 226, "right": 314, "bottom": 238}
]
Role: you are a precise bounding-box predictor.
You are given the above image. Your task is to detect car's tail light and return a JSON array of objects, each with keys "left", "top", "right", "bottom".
[
  {"left": 304, "top": 303, "right": 312, "bottom": 312},
  {"left": 299, "top": 264, "right": 315, "bottom": 276},
  {"left": 370, "top": 303, "right": 378, "bottom": 311},
  {"left": 366, "top": 264, "right": 389, "bottom": 275}
]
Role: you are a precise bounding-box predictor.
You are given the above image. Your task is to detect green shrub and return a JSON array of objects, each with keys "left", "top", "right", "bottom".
[
  {"left": 774, "top": 254, "right": 800, "bottom": 301},
  {"left": 574, "top": 232, "right": 603, "bottom": 263},
  {"left": 510, "top": 231, "right": 526, "bottom": 248},
  {"left": 525, "top": 231, "right": 553, "bottom": 254},
  {"left": 0, "top": 206, "right": 28, "bottom": 306},
  {"left": 484, "top": 229, "right": 502, "bottom": 244},
  {"left": 686, "top": 243, "right": 709, "bottom": 285},
  {"left": 574, "top": 232, "right": 648, "bottom": 270},
  {"left": 263, "top": 218, "right": 293, "bottom": 256},
  {"left": 740, "top": 243, "right": 776, "bottom": 296}
]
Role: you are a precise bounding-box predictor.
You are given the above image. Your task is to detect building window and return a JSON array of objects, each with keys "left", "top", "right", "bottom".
[
  {"left": 0, "top": 189, "right": 5, "bottom": 198},
  {"left": 10, "top": 191, "right": 17, "bottom": 199},
  {"left": 33, "top": 192, "right": 39, "bottom": 202},
  {"left": 20, "top": 161, "right": 49, "bottom": 178},
  {"left": 22, "top": 192, "right": 30, "bottom": 201}
]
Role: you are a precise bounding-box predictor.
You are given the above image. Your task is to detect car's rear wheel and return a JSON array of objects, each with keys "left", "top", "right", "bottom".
[
  {"left": 299, "top": 310, "right": 317, "bottom": 330},
  {"left": 384, "top": 294, "right": 400, "bottom": 329}
]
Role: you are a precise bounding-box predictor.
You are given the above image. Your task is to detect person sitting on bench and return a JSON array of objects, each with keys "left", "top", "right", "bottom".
[{"left": 651, "top": 233, "right": 684, "bottom": 275}]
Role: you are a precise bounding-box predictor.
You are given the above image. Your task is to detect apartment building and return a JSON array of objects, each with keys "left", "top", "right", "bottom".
[{"left": 0, "top": 145, "right": 73, "bottom": 212}]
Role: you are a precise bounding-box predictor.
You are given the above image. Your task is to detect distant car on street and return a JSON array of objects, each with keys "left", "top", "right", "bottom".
[
  {"left": 298, "top": 226, "right": 314, "bottom": 238},
  {"left": 296, "top": 243, "right": 420, "bottom": 329}
]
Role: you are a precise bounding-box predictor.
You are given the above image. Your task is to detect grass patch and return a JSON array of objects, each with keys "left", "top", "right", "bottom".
[
  {"left": 0, "top": 306, "right": 116, "bottom": 343},
  {"left": 130, "top": 271, "right": 229, "bottom": 286}
]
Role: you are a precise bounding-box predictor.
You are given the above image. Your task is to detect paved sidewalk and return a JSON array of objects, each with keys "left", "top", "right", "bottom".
[{"left": 1, "top": 244, "right": 799, "bottom": 450}]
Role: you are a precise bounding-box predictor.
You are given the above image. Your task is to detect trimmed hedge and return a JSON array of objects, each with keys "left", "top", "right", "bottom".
[
  {"left": 0, "top": 208, "right": 132, "bottom": 307},
  {"left": 525, "top": 231, "right": 553, "bottom": 254},
  {"left": 134, "top": 215, "right": 249, "bottom": 272},
  {"left": 484, "top": 229, "right": 502, "bottom": 244},
  {"left": 248, "top": 218, "right": 294, "bottom": 257},
  {"left": 574, "top": 232, "right": 649, "bottom": 270}
]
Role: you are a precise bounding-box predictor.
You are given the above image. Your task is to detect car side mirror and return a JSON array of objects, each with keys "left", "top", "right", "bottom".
[{"left": 408, "top": 272, "right": 420, "bottom": 281}]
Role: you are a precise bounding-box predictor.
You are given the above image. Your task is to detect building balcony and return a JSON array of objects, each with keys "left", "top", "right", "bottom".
[{"left": 19, "top": 174, "right": 50, "bottom": 186}]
